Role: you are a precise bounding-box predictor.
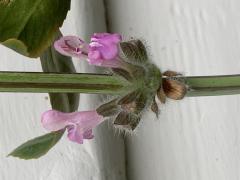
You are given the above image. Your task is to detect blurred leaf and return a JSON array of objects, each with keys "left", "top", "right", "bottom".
[
  {"left": 0, "top": 0, "right": 71, "bottom": 57},
  {"left": 8, "top": 130, "right": 64, "bottom": 160},
  {"left": 40, "top": 30, "right": 79, "bottom": 112},
  {"left": 2, "top": 39, "right": 28, "bottom": 55},
  {"left": 9, "top": 31, "right": 79, "bottom": 160}
]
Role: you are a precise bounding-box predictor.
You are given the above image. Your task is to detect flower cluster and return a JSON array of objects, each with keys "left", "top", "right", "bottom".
[
  {"left": 54, "top": 33, "right": 122, "bottom": 68},
  {"left": 42, "top": 33, "right": 123, "bottom": 144},
  {"left": 42, "top": 33, "right": 165, "bottom": 144}
]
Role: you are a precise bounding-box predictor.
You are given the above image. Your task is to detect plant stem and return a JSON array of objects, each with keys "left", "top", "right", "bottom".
[
  {"left": 183, "top": 74, "right": 240, "bottom": 97},
  {"left": 0, "top": 72, "right": 131, "bottom": 94},
  {"left": 2, "top": 72, "right": 240, "bottom": 97}
]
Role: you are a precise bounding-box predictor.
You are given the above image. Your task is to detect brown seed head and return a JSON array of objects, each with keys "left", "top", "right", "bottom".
[{"left": 162, "top": 78, "right": 187, "bottom": 100}]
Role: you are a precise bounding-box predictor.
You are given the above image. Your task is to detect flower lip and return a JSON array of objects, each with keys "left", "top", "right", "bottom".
[
  {"left": 91, "top": 33, "right": 122, "bottom": 44},
  {"left": 41, "top": 110, "right": 104, "bottom": 144},
  {"left": 88, "top": 33, "right": 122, "bottom": 66},
  {"left": 54, "top": 36, "right": 89, "bottom": 58},
  {"left": 54, "top": 33, "right": 123, "bottom": 68}
]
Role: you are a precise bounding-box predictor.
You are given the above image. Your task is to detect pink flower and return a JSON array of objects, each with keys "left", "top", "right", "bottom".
[
  {"left": 88, "top": 33, "right": 122, "bottom": 66},
  {"left": 41, "top": 110, "right": 104, "bottom": 144},
  {"left": 54, "top": 36, "right": 89, "bottom": 58},
  {"left": 54, "top": 33, "right": 122, "bottom": 67}
]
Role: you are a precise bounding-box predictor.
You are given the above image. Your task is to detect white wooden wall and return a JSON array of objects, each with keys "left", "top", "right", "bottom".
[
  {"left": 2, "top": 0, "right": 240, "bottom": 180},
  {"left": 105, "top": 0, "right": 240, "bottom": 180}
]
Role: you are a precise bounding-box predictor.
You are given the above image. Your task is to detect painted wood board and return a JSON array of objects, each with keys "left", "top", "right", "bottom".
[{"left": 105, "top": 0, "right": 240, "bottom": 179}]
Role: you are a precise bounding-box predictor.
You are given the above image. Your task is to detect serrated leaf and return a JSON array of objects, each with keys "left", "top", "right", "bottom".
[
  {"left": 0, "top": 0, "right": 71, "bottom": 57},
  {"left": 9, "top": 31, "right": 79, "bottom": 160},
  {"left": 8, "top": 130, "right": 64, "bottom": 160}
]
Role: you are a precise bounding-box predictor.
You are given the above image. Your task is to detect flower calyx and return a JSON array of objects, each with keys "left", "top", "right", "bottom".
[{"left": 158, "top": 71, "right": 187, "bottom": 101}]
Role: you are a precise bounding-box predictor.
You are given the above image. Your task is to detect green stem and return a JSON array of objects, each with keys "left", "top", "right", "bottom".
[
  {"left": 2, "top": 72, "right": 240, "bottom": 97},
  {"left": 0, "top": 72, "right": 131, "bottom": 94},
  {"left": 184, "top": 74, "right": 240, "bottom": 97}
]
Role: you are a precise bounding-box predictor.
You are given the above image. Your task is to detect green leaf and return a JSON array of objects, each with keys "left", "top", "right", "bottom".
[
  {"left": 0, "top": 0, "right": 71, "bottom": 57},
  {"left": 9, "top": 31, "right": 79, "bottom": 160},
  {"left": 2, "top": 39, "right": 28, "bottom": 55},
  {"left": 8, "top": 131, "right": 64, "bottom": 160}
]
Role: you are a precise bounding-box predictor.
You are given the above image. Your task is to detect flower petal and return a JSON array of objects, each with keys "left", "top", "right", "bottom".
[
  {"left": 41, "top": 110, "right": 104, "bottom": 144},
  {"left": 41, "top": 110, "right": 68, "bottom": 131},
  {"left": 89, "top": 42, "right": 119, "bottom": 60},
  {"left": 54, "top": 36, "right": 89, "bottom": 58},
  {"left": 66, "top": 110, "right": 103, "bottom": 126},
  {"left": 88, "top": 50, "right": 103, "bottom": 65},
  {"left": 91, "top": 33, "right": 122, "bottom": 44},
  {"left": 88, "top": 33, "right": 122, "bottom": 66},
  {"left": 66, "top": 111, "right": 103, "bottom": 143},
  {"left": 67, "top": 125, "right": 84, "bottom": 144},
  {"left": 83, "top": 129, "right": 94, "bottom": 139}
]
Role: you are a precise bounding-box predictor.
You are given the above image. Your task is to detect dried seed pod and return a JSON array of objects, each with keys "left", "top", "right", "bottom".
[
  {"left": 134, "top": 92, "right": 147, "bottom": 114},
  {"left": 162, "top": 78, "right": 187, "bottom": 100},
  {"left": 120, "top": 39, "right": 148, "bottom": 63},
  {"left": 160, "top": 70, "right": 187, "bottom": 100},
  {"left": 96, "top": 99, "right": 120, "bottom": 117},
  {"left": 118, "top": 90, "right": 140, "bottom": 105},
  {"left": 151, "top": 98, "right": 159, "bottom": 118},
  {"left": 118, "top": 90, "right": 147, "bottom": 114},
  {"left": 114, "top": 111, "right": 141, "bottom": 130},
  {"left": 157, "top": 87, "right": 166, "bottom": 104},
  {"left": 121, "top": 101, "right": 137, "bottom": 113},
  {"left": 163, "top": 70, "right": 181, "bottom": 77},
  {"left": 114, "top": 111, "right": 131, "bottom": 125}
]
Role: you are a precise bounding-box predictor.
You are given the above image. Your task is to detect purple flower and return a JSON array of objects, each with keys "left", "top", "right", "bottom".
[
  {"left": 88, "top": 33, "right": 122, "bottom": 66},
  {"left": 54, "top": 36, "right": 89, "bottom": 58},
  {"left": 41, "top": 110, "right": 104, "bottom": 144},
  {"left": 54, "top": 33, "right": 122, "bottom": 67}
]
